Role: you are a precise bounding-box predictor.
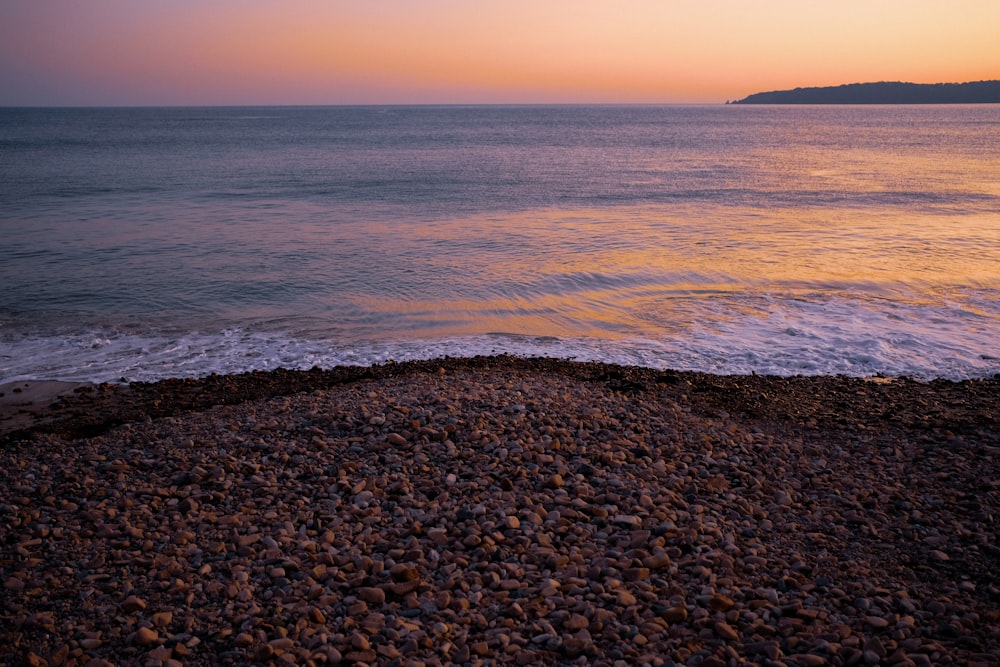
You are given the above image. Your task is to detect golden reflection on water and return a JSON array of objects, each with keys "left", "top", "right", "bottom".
[{"left": 355, "top": 202, "right": 1000, "bottom": 339}]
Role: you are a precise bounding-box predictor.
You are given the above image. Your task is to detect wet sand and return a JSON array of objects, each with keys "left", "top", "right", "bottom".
[
  {"left": 0, "top": 380, "right": 91, "bottom": 437},
  {"left": 2, "top": 356, "right": 998, "bottom": 666}
]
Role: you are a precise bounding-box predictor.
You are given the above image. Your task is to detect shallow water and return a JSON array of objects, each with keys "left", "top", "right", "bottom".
[{"left": 2, "top": 105, "right": 999, "bottom": 382}]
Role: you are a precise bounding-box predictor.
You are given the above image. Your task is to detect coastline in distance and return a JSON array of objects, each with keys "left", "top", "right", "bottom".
[{"left": 729, "top": 79, "right": 1000, "bottom": 104}]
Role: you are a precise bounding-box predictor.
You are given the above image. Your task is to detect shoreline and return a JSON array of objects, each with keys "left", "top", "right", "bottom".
[
  {"left": 0, "top": 380, "right": 92, "bottom": 438},
  {"left": 2, "top": 356, "right": 998, "bottom": 445},
  {"left": 2, "top": 355, "right": 998, "bottom": 665}
]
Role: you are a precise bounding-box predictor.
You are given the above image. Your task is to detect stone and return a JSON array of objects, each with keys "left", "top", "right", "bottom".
[
  {"left": 390, "top": 563, "right": 420, "bottom": 582},
  {"left": 344, "top": 649, "right": 377, "bottom": 663},
  {"left": 145, "top": 646, "right": 173, "bottom": 664},
  {"left": 660, "top": 606, "right": 688, "bottom": 623},
  {"left": 714, "top": 622, "right": 739, "bottom": 640},
  {"left": 544, "top": 474, "right": 564, "bottom": 489},
  {"left": 563, "top": 613, "right": 590, "bottom": 631},
  {"left": 48, "top": 645, "right": 69, "bottom": 666},
  {"left": 643, "top": 553, "right": 671, "bottom": 569},
  {"left": 122, "top": 596, "right": 147, "bottom": 613},
  {"left": 562, "top": 637, "right": 593, "bottom": 657},
  {"left": 130, "top": 627, "right": 159, "bottom": 646},
  {"left": 617, "top": 590, "right": 637, "bottom": 606},
  {"left": 359, "top": 586, "right": 386, "bottom": 604},
  {"left": 708, "top": 595, "right": 735, "bottom": 611},
  {"left": 152, "top": 611, "right": 173, "bottom": 627}
]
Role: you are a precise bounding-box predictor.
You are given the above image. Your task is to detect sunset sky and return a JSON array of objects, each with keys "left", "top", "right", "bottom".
[{"left": 1, "top": 0, "right": 997, "bottom": 106}]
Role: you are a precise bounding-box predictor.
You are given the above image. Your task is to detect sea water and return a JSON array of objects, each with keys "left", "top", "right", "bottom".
[{"left": 1, "top": 105, "right": 998, "bottom": 383}]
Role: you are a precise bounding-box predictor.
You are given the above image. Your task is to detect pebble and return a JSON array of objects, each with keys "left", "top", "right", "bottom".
[
  {"left": 865, "top": 616, "right": 891, "bottom": 629},
  {"left": 359, "top": 587, "right": 386, "bottom": 605},
  {"left": 714, "top": 621, "right": 739, "bottom": 640},
  {"left": 122, "top": 595, "right": 147, "bottom": 613},
  {"left": 152, "top": 611, "right": 173, "bottom": 627},
  {"left": 1, "top": 360, "right": 996, "bottom": 665},
  {"left": 130, "top": 627, "right": 159, "bottom": 646}
]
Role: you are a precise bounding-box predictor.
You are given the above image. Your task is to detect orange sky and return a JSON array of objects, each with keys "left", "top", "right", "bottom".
[{"left": 1, "top": 1, "right": 997, "bottom": 105}]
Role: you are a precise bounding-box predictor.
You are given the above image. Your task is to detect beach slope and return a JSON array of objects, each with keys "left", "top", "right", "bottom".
[{"left": 2, "top": 357, "right": 998, "bottom": 665}]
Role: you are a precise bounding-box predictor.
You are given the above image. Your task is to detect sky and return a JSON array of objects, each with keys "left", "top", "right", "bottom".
[{"left": 1, "top": 0, "right": 997, "bottom": 106}]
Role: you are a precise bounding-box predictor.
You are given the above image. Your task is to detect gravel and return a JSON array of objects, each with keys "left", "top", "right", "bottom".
[{"left": 2, "top": 356, "right": 998, "bottom": 666}]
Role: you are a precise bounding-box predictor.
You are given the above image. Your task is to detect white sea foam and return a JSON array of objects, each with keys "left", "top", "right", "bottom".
[{"left": 2, "top": 297, "right": 998, "bottom": 385}]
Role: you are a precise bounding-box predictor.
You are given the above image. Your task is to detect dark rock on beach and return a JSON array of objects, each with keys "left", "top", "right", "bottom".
[{"left": 2, "top": 356, "right": 998, "bottom": 665}]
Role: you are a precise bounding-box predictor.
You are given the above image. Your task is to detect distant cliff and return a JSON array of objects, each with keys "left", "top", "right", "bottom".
[{"left": 730, "top": 80, "right": 1000, "bottom": 104}]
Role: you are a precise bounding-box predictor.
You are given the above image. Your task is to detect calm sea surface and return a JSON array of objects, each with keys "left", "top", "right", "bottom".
[{"left": 2, "top": 105, "right": 999, "bottom": 382}]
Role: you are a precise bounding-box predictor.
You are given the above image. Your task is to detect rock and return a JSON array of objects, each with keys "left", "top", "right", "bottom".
[
  {"left": 122, "top": 596, "right": 147, "bottom": 613},
  {"left": 643, "top": 553, "right": 671, "bottom": 569},
  {"left": 714, "top": 622, "right": 739, "bottom": 640},
  {"left": 390, "top": 563, "right": 420, "bottom": 582},
  {"left": 562, "top": 637, "right": 594, "bottom": 657},
  {"left": 563, "top": 613, "right": 590, "bottom": 631},
  {"left": 359, "top": 586, "right": 386, "bottom": 604},
  {"left": 344, "top": 649, "right": 377, "bottom": 663},
  {"left": 617, "top": 590, "right": 637, "bottom": 606},
  {"left": 130, "top": 627, "right": 159, "bottom": 646},
  {"left": 700, "top": 658, "right": 727, "bottom": 667},
  {"left": 708, "top": 594, "right": 735, "bottom": 611},
  {"left": 612, "top": 515, "right": 642, "bottom": 527},
  {"left": 865, "top": 615, "right": 890, "bottom": 629},
  {"left": 152, "top": 611, "right": 173, "bottom": 627},
  {"left": 544, "top": 473, "right": 564, "bottom": 489},
  {"left": 862, "top": 649, "right": 881, "bottom": 664},
  {"left": 144, "top": 646, "right": 173, "bottom": 664},
  {"left": 48, "top": 645, "right": 69, "bottom": 666},
  {"left": 660, "top": 606, "right": 688, "bottom": 623},
  {"left": 745, "top": 641, "right": 782, "bottom": 660},
  {"left": 377, "top": 644, "right": 401, "bottom": 659}
]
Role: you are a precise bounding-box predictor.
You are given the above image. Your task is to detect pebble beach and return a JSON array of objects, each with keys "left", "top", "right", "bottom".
[{"left": 2, "top": 356, "right": 998, "bottom": 666}]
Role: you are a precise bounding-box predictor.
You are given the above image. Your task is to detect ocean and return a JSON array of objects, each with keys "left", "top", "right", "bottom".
[{"left": 1, "top": 105, "right": 998, "bottom": 383}]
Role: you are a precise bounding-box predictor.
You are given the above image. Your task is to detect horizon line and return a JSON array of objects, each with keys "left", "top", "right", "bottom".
[{"left": 1, "top": 101, "right": 736, "bottom": 109}]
